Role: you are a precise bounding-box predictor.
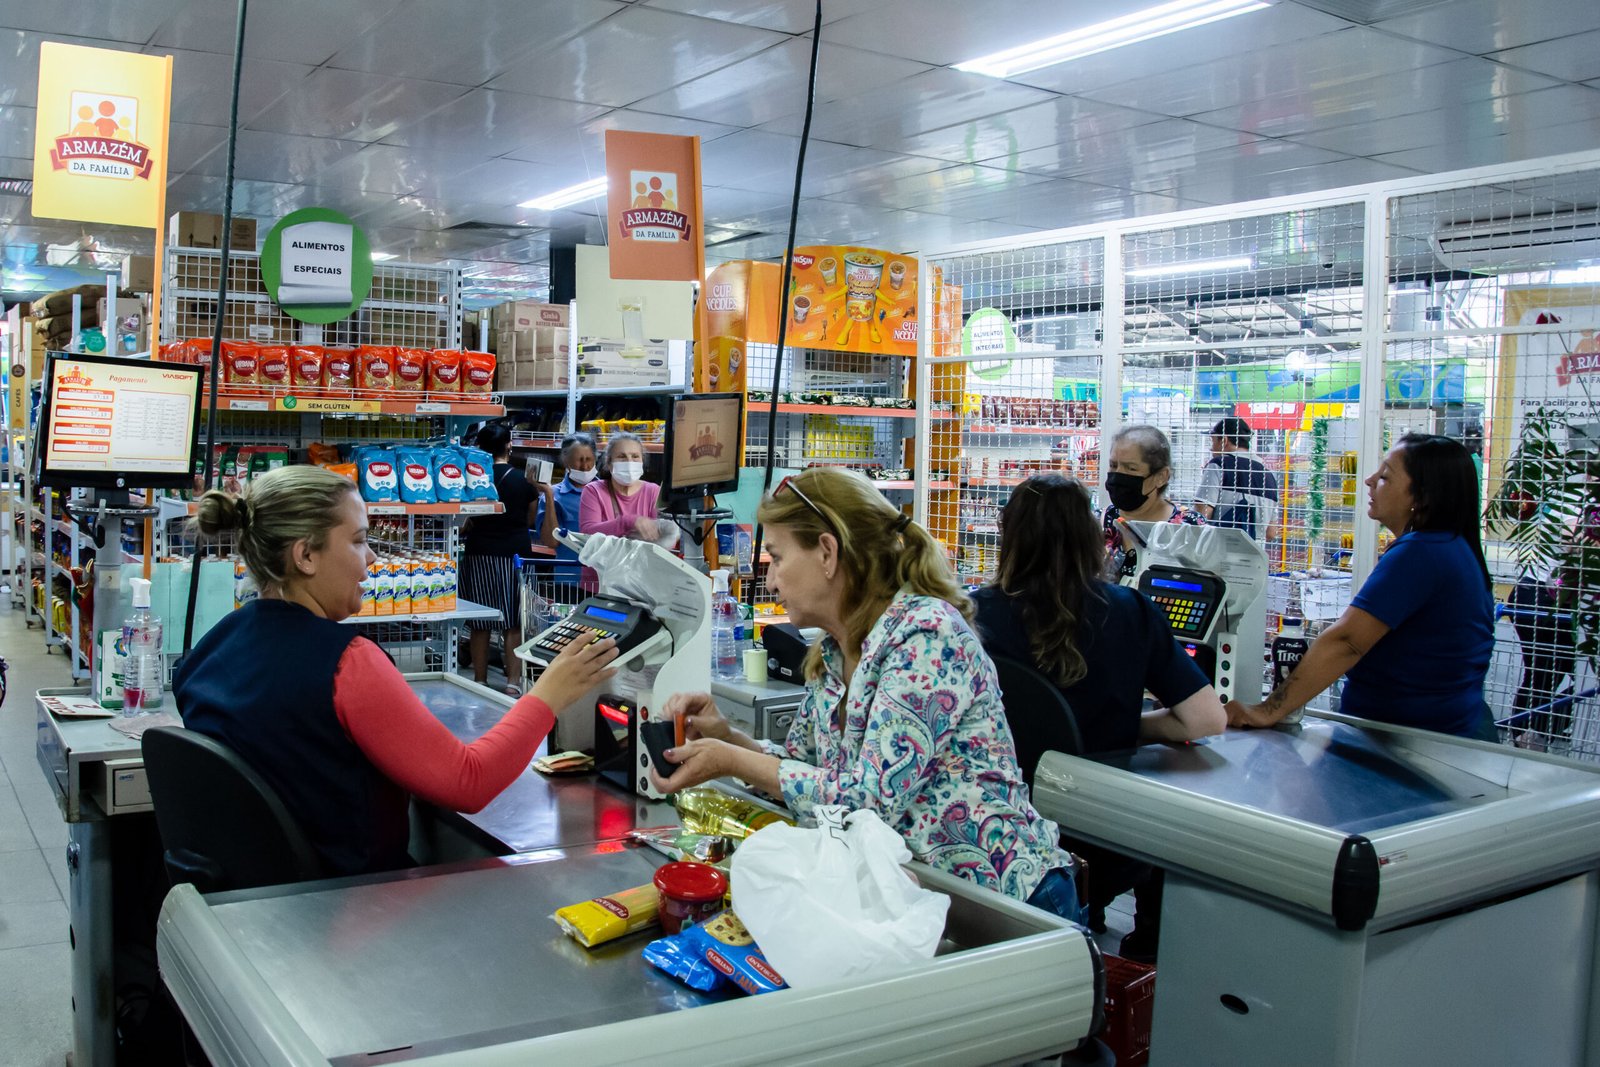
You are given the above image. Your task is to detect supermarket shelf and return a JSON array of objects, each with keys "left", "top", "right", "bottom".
[
  {"left": 166, "top": 289, "right": 447, "bottom": 317},
  {"left": 160, "top": 498, "right": 504, "bottom": 519},
  {"left": 500, "top": 389, "right": 570, "bottom": 400},
  {"left": 869, "top": 480, "right": 956, "bottom": 490},
  {"left": 575, "top": 384, "right": 683, "bottom": 398},
  {"left": 767, "top": 403, "right": 925, "bottom": 419},
  {"left": 343, "top": 596, "right": 501, "bottom": 626},
  {"left": 200, "top": 392, "right": 504, "bottom": 417},
  {"left": 965, "top": 424, "right": 1088, "bottom": 436}
]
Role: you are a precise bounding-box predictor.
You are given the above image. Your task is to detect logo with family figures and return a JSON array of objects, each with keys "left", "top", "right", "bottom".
[
  {"left": 688, "top": 422, "right": 724, "bottom": 461},
  {"left": 50, "top": 92, "right": 153, "bottom": 180},
  {"left": 619, "top": 170, "right": 691, "bottom": 243}
]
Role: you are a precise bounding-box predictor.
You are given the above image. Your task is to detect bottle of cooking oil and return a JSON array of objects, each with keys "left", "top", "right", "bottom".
[{"left": 673, "top": 788, "right": 792, "bottom": 839}]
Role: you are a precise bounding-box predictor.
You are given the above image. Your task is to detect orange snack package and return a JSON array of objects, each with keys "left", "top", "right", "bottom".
[
  {"left": 325, "top": 348, "right": 357, "bottom": 392},
  {"left": 158, "top": 340, "right": 185, "bottom": 363},
  {"left": 326, "top": 463, "right": 358, "bottom": 483},
  {"left": 185, "top": 338, "right": 215, "bottom": 369},
  {"left": 394, "top": 348, "right": 429, "bottom": 392},
  {"left": 220, "top": 341, "right": 260, "bottom": 387},
  {"left": 257, "top": 345, "right": 291, "bottom": 389},
  {"left": 291, "top": 345, "right": 326, "bottom": 393},
  {"left": 307, "top": 442, "right": 343, "bottom": 467},
  {"left": 461, "top": 351, "right": 496, "bottom": 395},
  {"left": 427, "top": 349, "right": 463, "bottom": 394},
  {"left": 356, "top": 345, "right": 397, "bottom": 393}
]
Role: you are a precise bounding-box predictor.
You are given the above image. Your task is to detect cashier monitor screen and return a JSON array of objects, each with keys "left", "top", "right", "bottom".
[
  {"left": 37, "top": 352, "right": 204, "bottom": 490},
  {"left": 665, "top": 393, "right": 742, "bottom": 497}
]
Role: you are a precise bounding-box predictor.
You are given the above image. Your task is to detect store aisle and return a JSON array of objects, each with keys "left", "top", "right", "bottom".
[{"left": 0, "top": 598, "right": 73, "bottom": 1067}]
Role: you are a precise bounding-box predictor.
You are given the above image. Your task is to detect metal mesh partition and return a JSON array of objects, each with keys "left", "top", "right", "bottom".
[
  {"left": 926, "top": 240, "right": 1106, "bottom": 584},
  {"left": 1388, "top": 166, "right": 1600, "bottom": 756}
]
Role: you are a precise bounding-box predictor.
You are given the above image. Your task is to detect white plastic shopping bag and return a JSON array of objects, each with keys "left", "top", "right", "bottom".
[{"left": 730, "top": 806, "right": 950, "bottom": 989}]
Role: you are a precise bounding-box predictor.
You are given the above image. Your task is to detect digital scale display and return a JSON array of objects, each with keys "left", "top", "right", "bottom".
[{"left": 584, "top": 605, "right": 629, "bottom": 624}]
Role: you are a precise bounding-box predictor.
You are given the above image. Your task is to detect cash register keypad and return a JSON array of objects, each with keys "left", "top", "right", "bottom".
[
  {"left": 1153, "top": 594, "right": 1210, "bottom": 636},
  {"left": 541, "top": 620, "right": 611, "bottom": 652}
]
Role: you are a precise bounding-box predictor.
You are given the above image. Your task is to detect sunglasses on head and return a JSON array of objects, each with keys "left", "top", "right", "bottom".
[{"left": 775, "top": 475, "right": 835, "bottom": 533}]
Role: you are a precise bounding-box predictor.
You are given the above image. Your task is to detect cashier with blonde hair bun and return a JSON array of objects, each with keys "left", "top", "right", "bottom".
[
  {"left": 173, "top": 465, "right": 618, "bottom": 877},
  {"left": 652, "top": 467, "right": 1083, "bottom": 921}
]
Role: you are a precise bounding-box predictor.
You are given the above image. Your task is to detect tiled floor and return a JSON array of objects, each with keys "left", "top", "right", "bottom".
[{"left": 0, "top": 596, "right": 74, "bottom": 1066}]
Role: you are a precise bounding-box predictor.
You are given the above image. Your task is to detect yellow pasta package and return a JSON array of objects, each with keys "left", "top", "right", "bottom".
[{"left": 553, "top": 882, "right": 660, "bottom": 948}]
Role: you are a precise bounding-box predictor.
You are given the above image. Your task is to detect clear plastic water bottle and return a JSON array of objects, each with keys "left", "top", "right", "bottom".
[
  {"left": 1272, "top": 616, "right": 1309, "bottom": 726},
  {"left": 710, "top": 568, "right": 740, "bottom": 680},
  {"left": 122, "top": 576, "right": 164, "bottom": 715}
]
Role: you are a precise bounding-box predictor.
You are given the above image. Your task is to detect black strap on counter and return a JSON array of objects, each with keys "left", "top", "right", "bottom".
[
  {"left": 746, "top": 0, "right": 822, "bottom": 610},
  {"left": 182, "top": 0, "right": 249, "bottom": 656},
  {"left": 1331, "top": 834, "right": 1380, "bottom": 931}
]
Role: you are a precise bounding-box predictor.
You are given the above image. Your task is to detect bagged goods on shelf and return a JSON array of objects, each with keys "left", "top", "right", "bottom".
[
  {"left": 460, "top": 447, "right": 495, "bottom": 501},
  {"left": 291, "top": 345, "right": 325, "bottom": 392},
  {"left": 431, "top": 448, "right": 467, "bottom": 503},
  {"left": 257, "top": 345, "right": 291, "bottom": 388},
  {"left": 461, "top": 351, "right": 496, "bottom": 395},
  {"left": 326, "top": 462, "right": 358, "bottom": 483},
  {"left": 355, "top": 447, "right": 400, "bottom": 503},
  {"left": 427, "top": 349, "right": 463, "bottom": 393},
  {"left": 394, "top": 348, "right": 429, "bottom": 392},
  {"left": 220, "top": 340, "right": 260, "bottom": 387},
  {"left": 307, "top": 442, "right": 342, "bottom": 466},
  {"left": 325, "top": 348, "right": 357, "bottom": 391},
  {"left": 356, "top": 345, "right": 397, "bottom": 391},
  {"left": 397, "top": 447, "right": 436, "bottom": 505}
]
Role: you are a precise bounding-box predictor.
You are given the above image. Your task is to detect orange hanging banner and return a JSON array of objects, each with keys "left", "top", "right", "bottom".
[
  {"left": 604, "top": 130, "right": 704, "bottom": 282},
  {"left": 31, "top": 42, "right": 173, "bottom": 228},
  {"left": 784, "top": 246, "right": 918, "bottom": 357}
]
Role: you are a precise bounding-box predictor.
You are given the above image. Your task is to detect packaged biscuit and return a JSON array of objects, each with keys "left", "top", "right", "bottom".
[
  {"left": 643, "top": 932, "right": 727, "bottom": 993},
  {"left": 460, "top": 447, "right": 495, "bottom": 501},
  {"left": 461, "top": 351, "right": 496, "bottom": 395},
  {"left": 398, "top": 447, "right": 436, "bottom": 504},
  {"left": 358, "top": 447, "right": 400, "bottom": 502},
  {"left": 291, "top": 345, "right": 326, "bottom": 393},
  {"left": 325, "top": 348, "right": 356, "bottom": 392},
  {"left": 677, "top": 911, "right": 786, "bottom": 996},
  {"left": 356, "top": 346, "right": 397, "bottom": 392},
  {"left": 432, "top": 447, "right": 467, "bottom": 503},
  {"left": 257, "top": 345, "right": 291, "bottom": 389},
  {"left": 220, "top": 341, "right": 259, "bottom": 387},
  {"left": 554, "top": 882, "right": 660, "bottom": 948},
  {"left": 394, "top": 349, "right": 429, "bottom": 392},
  {"left": 427, "top": 349, "right": 463, "bottom": 393}
]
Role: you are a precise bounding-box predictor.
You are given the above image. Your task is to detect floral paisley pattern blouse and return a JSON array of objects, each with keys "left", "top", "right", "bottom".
[{"left": 758, "top": 590, "right": 1065, "bottom": 901}]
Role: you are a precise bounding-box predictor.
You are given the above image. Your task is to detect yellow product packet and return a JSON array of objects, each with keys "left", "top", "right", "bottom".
[{"left": 553, "top": 882, "right": 660, "bottom": 948}]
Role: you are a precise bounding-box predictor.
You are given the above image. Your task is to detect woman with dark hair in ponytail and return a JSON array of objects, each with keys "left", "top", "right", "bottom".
[
  {"left": 651, "top": 467, "right": 1083, "bottom": 922},
  {"left": 1229, "top": 433, "right": 1497, "bottom": 739}
]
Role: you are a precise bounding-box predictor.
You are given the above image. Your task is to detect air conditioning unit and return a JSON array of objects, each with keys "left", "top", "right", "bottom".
[{"left": 1430, "top": 207, "right": 1600, "bottom": 272}]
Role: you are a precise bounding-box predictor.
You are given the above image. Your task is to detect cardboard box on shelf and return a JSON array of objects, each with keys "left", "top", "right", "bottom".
[
  {"left": 537, "top": 327, "right": 571, "bottom": 359},
  {"left": 169, "top": 212, "right": 256, "bottom": 250},
  {"left": 122, "top": 255, "right": 155, "bottom": 293},
  {"left": 97, "top": 298, "right": 147, "bottom": 356},
  {"left": 494, "top": 301, "right": 569, "bottom": 332},
  {"left": 497, "top": 328, "right": 535, "bottom": 364}
]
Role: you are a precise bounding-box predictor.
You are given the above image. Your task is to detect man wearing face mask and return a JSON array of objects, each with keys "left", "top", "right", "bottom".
[
  {"left": 1102, "top": 424, "right": 1204, "bottom": 582},
  {"left": 578, "top": 431, "right": 664, "bottom": 592}
]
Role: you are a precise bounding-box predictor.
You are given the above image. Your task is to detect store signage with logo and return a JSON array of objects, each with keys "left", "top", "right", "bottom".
[
  {"left": 783, "top": 245, "right": 918, "bottom": 357},
  {"left": 963, "top": 307, "right": 1018, "bottom": 379},
  {"left": 260, "top": 207, "right": 374, "bottom": 324},
  {"left": 31, "top": 42, "right": 173, "bottom": 227},
  {"left": 605, "top": 130, "right": 703, "bottom": 281}
]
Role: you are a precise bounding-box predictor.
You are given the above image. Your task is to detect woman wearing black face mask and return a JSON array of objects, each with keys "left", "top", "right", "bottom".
[{"left": 1103, "top": 425, "right": 1204, "bottom": 581}]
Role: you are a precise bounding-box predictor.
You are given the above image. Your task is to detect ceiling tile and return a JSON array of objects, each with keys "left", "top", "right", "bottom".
[
  {"left": 758, "top": 68, "right": 1059, "bottom": 149},
  {"left": 1373, "top": 115, "right": 1600, "bottom": 172},
  {"left": 1002, "top": 121, "right": 1265, "bottom": 180},
  {"left": 0, "top": 105, "right": 34, "bottom": 160},
  {"left": 1008, "top": 3, "right": 1354, "bottom": 96},
  {"left": 165, "top": 175, "right": 304, "bottom": 217},
  {"left": 1186, "top": 56, "right": 1562, "bottom": 138},
  {"left": 382, "top": 90, "right": 610, "bottom": 158},
  {"left": 485, "top": 7, "right": 784, "bottom": 107},
  {"left": 1291, "top": 85, "right": 1600, "bottom": 156},
  {"left": 299, "top": 142, "right": 486, "bottom": 198},
  {"left": 155, "top": 47, "right": 314, "bottom": 129},
  {"left": 150, "top": 0, "right": 406, "bottom": 67},
  {"left": 1375, "top": 0, "right": 1600, "bottom": 55},
  {"left": 1, "top": 30, "right": 144, "bottom": 107},
  {"left": 246, "top": 69, "right": 468, "bottom": 143},
  {"left": 326, "top": 0, "right": 622, "bottom": 85},
  {"left": 163, "top": 121, "right": 229, "bottom": 176},
  {"left": 642, "top": 0, "right": 875, "bottom": 34},
  {"left": 893, "top": 97, "right": 1166, "bottom": 168},
  {"left": 440, "top": 157, "right": 596, "bottom": 209},
  {"left": 1487, "top": 29, "right": 1600, "bottom": 84},
  {"left": 632, "top": 39, "right": 930, "bottom": 128},
  {"left": 0, "top": 0, "right": 178, "bottom": 44},
  {"left": 822, "top": 163, "right": 1054, "bottom": 215}
]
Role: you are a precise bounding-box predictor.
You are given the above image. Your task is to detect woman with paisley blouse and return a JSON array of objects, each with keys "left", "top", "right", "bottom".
[{"left": 653, "top": 467, "right": 1081, "bottom": 921}]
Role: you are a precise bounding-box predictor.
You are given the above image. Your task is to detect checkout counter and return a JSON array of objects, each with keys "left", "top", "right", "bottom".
[
  {"left": 153, "top": 672, "right": 1103, "bottom": 1066},
  {"left": 1033, "top": 714, "right": 1600, "bottom": 1066}
]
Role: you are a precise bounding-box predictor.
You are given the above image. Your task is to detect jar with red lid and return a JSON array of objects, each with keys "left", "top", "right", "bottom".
[{"left": 653, "top": 862, "right": 728, "bottom": 934}]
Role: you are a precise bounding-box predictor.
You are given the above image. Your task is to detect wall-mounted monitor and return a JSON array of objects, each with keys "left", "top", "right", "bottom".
[
  {"left": 662, "top": 392, "right": 743, "bottom": 507},
  {"left": 37, "top": 352, "right": 204, "bottom": 490}
]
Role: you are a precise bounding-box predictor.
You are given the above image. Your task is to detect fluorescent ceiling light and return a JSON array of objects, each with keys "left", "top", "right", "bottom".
[
  {"left": 370, "top": 251, "right": 397, "bottom": 262},
  {"left": 955, "top": 0, "right": 1271, "bottom": 78},
  {"left": 518, "top": 177, "right": 608, "bottom": 212},
  {"left": 1126, "top": 256, "right": 1254, "bottom": 278}
]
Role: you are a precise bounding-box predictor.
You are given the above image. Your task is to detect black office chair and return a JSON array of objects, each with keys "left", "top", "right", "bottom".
[
  {"left": 142, "top": 727, "right": 323, "bottom": 893},
  {"left": 992, "top": 654, "right": 1084, "bottom": 790}
]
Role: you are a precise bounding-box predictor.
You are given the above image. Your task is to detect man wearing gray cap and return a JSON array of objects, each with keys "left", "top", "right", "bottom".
[{"left": 1194, "top": 416, "right": 1280, "bottom": 543}]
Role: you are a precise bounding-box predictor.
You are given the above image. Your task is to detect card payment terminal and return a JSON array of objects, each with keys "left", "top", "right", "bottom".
[{"left": 521, "top": 594, "right": 668, "bottom": 670}]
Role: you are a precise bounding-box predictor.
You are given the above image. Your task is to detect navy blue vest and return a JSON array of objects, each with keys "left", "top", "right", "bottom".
[
  {"left": 1210, "top": 452, "right": 1279, "bottom": 539},
  {"left": 173, "top": 599, "right": 410, "bottom": 876}
]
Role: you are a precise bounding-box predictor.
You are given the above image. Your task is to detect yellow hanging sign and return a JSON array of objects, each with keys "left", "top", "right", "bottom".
[{"left": 31, "top": 42, "right": 173, "bottom": 228}]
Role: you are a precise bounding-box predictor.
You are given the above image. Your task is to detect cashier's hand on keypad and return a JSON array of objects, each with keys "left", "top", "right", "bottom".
[
  {"left": 531, "top": 636, "right": 619, "bottom": 714},
  {"left": 664, "top": 692, "right": 731, "bottom": 742}
]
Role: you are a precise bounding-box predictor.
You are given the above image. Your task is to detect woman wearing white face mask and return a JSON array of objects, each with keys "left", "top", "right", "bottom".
[{"left": 578, "top": 431, "right": 664, "bottom": 592}]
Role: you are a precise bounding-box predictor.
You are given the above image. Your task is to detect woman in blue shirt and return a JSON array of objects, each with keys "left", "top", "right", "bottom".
[
  {"left": 1228, "top": 434, "right": 1497, "bottom": 739},
  {"left": 533, "top": 432, "right": 597, "bottom": 585}
]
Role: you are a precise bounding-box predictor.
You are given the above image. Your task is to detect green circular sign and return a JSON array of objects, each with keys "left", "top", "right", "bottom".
[{"left": 261, "top": 207, "right": 373, "bottom": 324}]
